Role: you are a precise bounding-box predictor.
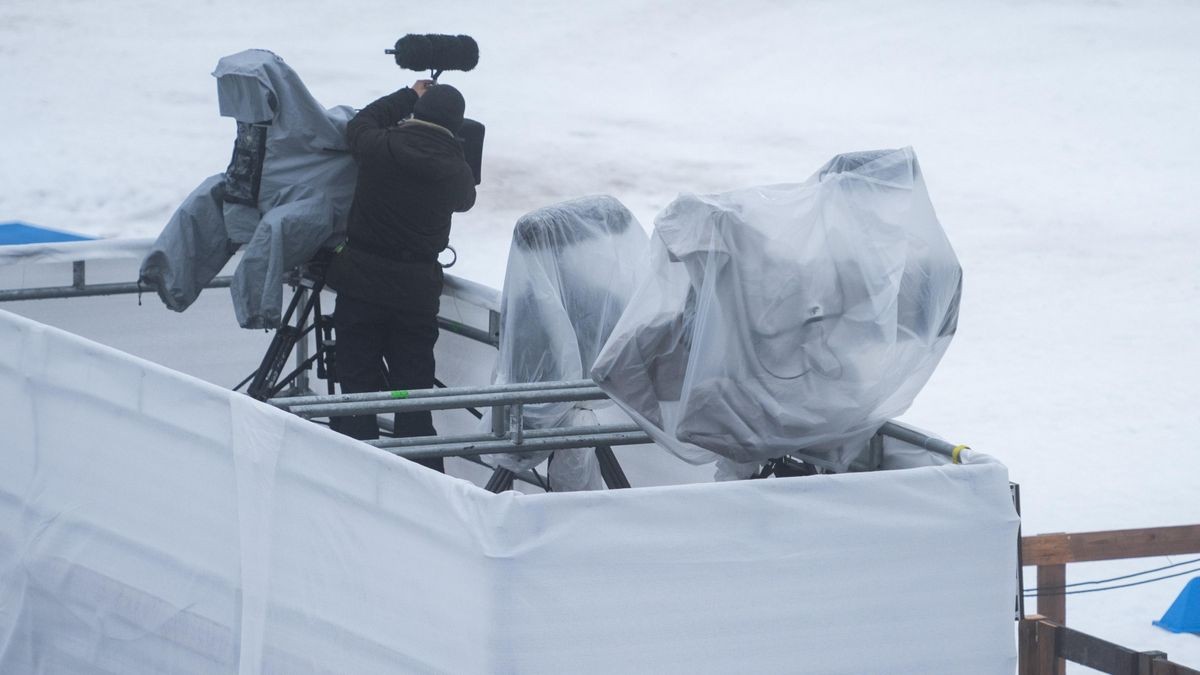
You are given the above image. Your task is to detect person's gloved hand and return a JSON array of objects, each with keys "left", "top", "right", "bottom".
[{"left": 412, "top": 79, "right": 435, "bottom": 97}]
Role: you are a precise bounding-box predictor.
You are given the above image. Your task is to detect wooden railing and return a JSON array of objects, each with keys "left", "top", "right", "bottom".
[
  {"left": 1019, "top": 524, "right": 1200, "bottom": 674},
  {"left": 1023, "top": 525, "right": 1200, "bottom": 624},
  {"left": 1019, "top": 617, "right": 1199, "bottom": 675}
]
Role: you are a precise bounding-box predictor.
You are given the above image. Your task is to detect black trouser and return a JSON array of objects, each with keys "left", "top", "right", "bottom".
[{"left": 331, "top": 294, "right": 444, "bottom": 473}]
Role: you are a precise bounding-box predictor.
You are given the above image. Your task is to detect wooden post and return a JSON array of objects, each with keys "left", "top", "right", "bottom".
[
  {"left": 1035, "top": 620, "right": 1060, "bottom": 675},
  {"left": 1019, "top": 617, "right": 1042, "bottom": 675},
  {"left": 1036, "top": 563, "right": 1067, "bottom": 625},
  {"left": 1035, "top": 566, "right": 1066, "bottom": 673},
  {"left": 1137, "top": 651, "right": 1166, "bottom": 675}
]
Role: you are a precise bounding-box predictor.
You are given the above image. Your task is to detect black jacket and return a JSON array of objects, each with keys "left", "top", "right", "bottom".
[{"left": 326, "top": 88, "right": 476, "bottom": 314}]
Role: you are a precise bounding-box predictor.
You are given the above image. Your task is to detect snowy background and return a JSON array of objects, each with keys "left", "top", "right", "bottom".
[{"left": 3, "top": 0, "right": 1198, "bottom": 666}]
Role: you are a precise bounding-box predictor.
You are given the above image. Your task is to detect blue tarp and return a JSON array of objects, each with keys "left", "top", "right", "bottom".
[
  {"left": 1153, "top": 577, "right": 1200, "bottom": 634},
  {"left": 0, "top": 222, "right": 93, "bottom": 245}
]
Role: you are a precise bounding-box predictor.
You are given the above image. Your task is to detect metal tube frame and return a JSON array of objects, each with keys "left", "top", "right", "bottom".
[
  {"left": 286, "top": 386, "right": 608, "bottom": 419},
  {"left": 877, "top": 421, "right": 959, "bottom": 459},
  {"left": 288, "top": 380, "right": 965, "bottom": 467},
  {"left": 378, "top": 431, "right": 654, "bottom": 461},
  {"left": 373, "top": 423, "right": 643, "bottom": 450},
  {"left": 375, "top": 417, "right": 546, "bottom": 490},
  {"left": 0, "top": 275, "right": 233, "bottom": 302},
  {"left": 271, "top": 378, "right": 594, "bottom": 408},
  {"left": 0, "top": 260, "right": 502, "bottom": 351}
]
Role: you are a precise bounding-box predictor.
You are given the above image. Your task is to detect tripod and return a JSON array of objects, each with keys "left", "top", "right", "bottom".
[
  {"left": 238, "top": 256, "right": 633, "bottom": 494},
  {"left": 483, "top": 447, "right": 630, "bottom": 493},
  {"left": 236, "top": 255, "right": 337, "bottom": 401}
]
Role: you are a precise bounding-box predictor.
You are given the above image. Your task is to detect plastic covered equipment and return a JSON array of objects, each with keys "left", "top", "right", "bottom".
[
  {"left": 139, "top": 49, "right": 357, "bottom": 328},
  {"left": 487, "top": 196, "right": 648, "bottom": 491},
  {"left": 591, "top": 147, "right": 962, "bottom": 474}
]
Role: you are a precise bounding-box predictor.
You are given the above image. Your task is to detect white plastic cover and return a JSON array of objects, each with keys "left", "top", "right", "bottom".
[
  {"left": 592, "top": 148, "right": 963, "bottom": 474},
  {"left": 0, "top": 309, "right": 1017, "bottom": 674},
  {"left": 139, "top": 49, "right": 357, "bottom": 328},
  {"left": 486, "top": 196, "right": 648, "bottom": 491}
]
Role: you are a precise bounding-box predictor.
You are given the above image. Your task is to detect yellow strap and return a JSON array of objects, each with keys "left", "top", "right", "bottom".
[{"left": 951, "top": 444, "right": 970, "bottom": 464}]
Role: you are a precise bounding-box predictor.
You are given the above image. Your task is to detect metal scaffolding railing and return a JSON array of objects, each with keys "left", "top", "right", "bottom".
[
  {"left": 270, "top": 381, "right": 963, "bottom": 466},
  {"left": 271, "top": 381, "right": 646, "bottom": 462},
  {"left": 0, "top": 257, "right": 503, "bottom": 397}
]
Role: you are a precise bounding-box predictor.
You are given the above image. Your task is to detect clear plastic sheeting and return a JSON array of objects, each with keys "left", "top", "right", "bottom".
[
  {"left": 139, "top": 49, "right": 357, "bottom": 329},
  {"left": 593, "top": 148, "right": 963, "bottom": 473},
  {"left": 486, "top": 196, "right": 648, "bottom": 491},
  {"left": 0, "top": 309, "right": 1018, "bottom": 674}
]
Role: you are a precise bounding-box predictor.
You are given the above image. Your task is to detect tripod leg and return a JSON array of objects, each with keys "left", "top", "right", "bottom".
[
  {"left": 247, "top": 273, "right": 331, "bottom": 401},
  {"left": 247, "top": 286, "right": 312, "bottom": 400},
  {"left": 312, "top": 294, "right": 338, "bottom": 396},
  {"left": 595, "top": 445, "right": 631, "bottom": 489},
  {"left": 484, "top": 467, "right": 516, "bottom": 493}
]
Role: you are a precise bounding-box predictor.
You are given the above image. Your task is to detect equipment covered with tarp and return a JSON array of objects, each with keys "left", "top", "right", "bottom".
[
  {"left": 139, "top": 49, "right": 357, "bottom": 329},
  {"left": 486, "top": 196, "right": 648, "bottom": 491},
  {"left": 592, "top": 147, "right": 963, "bottom": 474},
  {"left": 0, "top": 308, "right": 1019, "bottom": 674}
]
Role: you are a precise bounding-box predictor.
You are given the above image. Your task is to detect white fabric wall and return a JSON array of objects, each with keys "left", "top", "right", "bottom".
[{"left": 0, "top": 309, "right": 1019, "bottom": 674}]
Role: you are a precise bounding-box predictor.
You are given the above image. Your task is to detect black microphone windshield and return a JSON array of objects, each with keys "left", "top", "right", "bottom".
[{"left": 391, "top": 34, "right": 479, "bottom": 72}]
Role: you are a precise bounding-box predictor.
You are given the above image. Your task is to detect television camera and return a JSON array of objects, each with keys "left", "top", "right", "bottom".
[{"left": 242, "top": 36, "right": 485, "bottom": 401}]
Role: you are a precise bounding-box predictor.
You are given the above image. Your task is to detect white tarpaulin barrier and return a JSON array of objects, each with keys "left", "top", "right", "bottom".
[{"left": 0, "top": 309, "right": 1018, "bottom": 674}]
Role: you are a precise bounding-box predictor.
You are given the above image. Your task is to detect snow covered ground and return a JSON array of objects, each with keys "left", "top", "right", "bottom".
[{"left": 3, "top": 0, "right": 1199, "bottom": 666}]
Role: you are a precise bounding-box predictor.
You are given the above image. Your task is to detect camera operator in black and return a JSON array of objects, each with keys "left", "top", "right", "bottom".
[{"left": 325, "top": 80, "right": 476, "bottom": 471}]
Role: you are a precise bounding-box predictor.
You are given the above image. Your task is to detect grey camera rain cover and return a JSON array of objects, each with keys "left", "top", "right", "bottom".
[
  {"left": 485, "top": 196, "right": 648, "bottom": 491},
  {"left": 139, "top": 49, "right": 357, "bottom": 328},
  {"left": 591, "top": 148, "right": 962, "bottom": 475}
]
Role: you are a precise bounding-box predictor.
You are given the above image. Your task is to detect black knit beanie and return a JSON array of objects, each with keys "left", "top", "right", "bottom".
[{"left": 413, "top": 84, "right": 465, "bottom": 134}]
